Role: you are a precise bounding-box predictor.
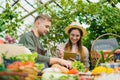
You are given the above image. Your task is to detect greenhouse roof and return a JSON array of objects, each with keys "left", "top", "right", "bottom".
[
  {"left": 0, "top": 0, "right": 38, "bottom": 26},
  {"left": 0, "top": 0, "right": 120, "bottom": 26}
]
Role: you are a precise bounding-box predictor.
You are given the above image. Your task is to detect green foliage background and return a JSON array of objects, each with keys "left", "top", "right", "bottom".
[
  {"left": 0, "top": 0, "right": 23, "bottom": 38},
  {"left": 36, "top": 0, "right": 120, "bottom": 54},
  {"left": 1, "top": 0, "right": 120, "bottom": 53}
]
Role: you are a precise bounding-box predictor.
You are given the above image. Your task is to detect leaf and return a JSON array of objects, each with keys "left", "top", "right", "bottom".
[
  {"left": 95, "top": 58, "right": 101, "bottom": 67},
  {"left": 105, "top": 46, "right": 120, "bottom": 62},
  {"left": 5, "top": 3, "right": 10, "bottom": 8},
  {"left": 100, "top": 51, "right": 105, "bottom": 63}
]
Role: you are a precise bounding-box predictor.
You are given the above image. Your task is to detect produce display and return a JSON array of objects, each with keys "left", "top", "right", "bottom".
[
  {"left": 41, "top": 61, "right": 87, "bottom": 80},
  {"left": 1, "top": 51, "right": 120, "bottom": 80},
  {"left": 6, "top": 61, "right": 39, "bottom": 80},
  {"left": 41, "top": 60, "right": 120, "bottom": 80},
  {"left": 4, "top": 52, "right": 44, "bottom": 71},
  {"left": 0, "top": 52, "right": 44, "bottom": 80}
]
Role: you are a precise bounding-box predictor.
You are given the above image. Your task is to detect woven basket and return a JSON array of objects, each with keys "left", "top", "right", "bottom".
[
  {"left": 90, "top": 33, "right": 120, "bottom": 68},
  {"left": 0, "top": 71, "right": 27, "bottom": 80}
]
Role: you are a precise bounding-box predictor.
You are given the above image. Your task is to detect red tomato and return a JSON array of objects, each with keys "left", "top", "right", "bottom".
[
  {"left": 68, "top": 69, "right": 79, "bottom": 74},
  {"left": 7, "top": 64, "right": 14, "bottom": 69},
  {"left": 7, "top": 64, "right": 18, "bottom": 70},
  {"left": 13, "top": 61, "right": 23, "bottom": 68},
  {"left": 24, "top": 61, "right": 34, "bottom": 67}
]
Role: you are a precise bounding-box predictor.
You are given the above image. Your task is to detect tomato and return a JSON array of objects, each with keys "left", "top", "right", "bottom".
[
  {"left": 7, "top": 64, "right": 14, "bottom": 69},
  {"left": 68, "top": 68, "right": 79, "bottom": 74},
  {"left": 24, "top": 61, "right": 34, "bottom": 67},
  {"left": 13, "top": 61, "right": 23, "bottom": 68},
  {"left": 7, "top": 61, "right": 24, "bottom": 71},
  {"left": 7, "top": 64, "right": 18, "bottom": 70}
]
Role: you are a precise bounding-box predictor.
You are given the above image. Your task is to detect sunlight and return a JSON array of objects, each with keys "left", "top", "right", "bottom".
[
  {"left": 116, "top": 2, "right": 120, "bottom": 9},
  {"left": 89, "top": 0, "right": 100, "bottom": 3}
]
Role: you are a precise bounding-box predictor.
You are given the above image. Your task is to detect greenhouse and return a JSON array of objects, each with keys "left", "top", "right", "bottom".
[{"left": 0, "top": 0, "right": 120, "bottom": 80}]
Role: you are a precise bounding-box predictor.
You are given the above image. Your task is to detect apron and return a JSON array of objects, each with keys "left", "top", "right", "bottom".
[
  {"left": 31, "top": 30, "right": 46, "bottom": 55},
  {"left": 31, "top": 31, "right": 49, "bottom": 68}
]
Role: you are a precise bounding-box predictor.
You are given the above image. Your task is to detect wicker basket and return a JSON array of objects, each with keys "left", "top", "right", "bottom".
[
  {"left": 90, "top": 33, "right": 120, "bottom": 68},
  {"left": 0, "top": 67, "right": 39, "bottom": 80},
  {"left": 0, "top": 71, "right": 28, "bottom": 80}
]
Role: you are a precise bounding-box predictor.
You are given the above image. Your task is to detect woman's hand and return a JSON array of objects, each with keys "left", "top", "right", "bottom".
[{"left": 57, "top": 49, "right": 64, "bottom": 59}]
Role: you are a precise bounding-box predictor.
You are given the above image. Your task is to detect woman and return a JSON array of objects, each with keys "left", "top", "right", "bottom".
[{"left": 56, "top": 22, "right": 89, "bottom": 69}]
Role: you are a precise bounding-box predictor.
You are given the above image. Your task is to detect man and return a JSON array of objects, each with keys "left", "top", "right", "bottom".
[{"left": 19, "top": 14, "right": 72, "bottom": 68}]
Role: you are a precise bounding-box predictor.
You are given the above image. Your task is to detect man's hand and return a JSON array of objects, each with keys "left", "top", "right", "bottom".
[
  {"left": 50, "top": 58, "right": 72, "bottom": 69},
  {"left": 59, "top": 59, "right": 72, "bottom": 69}
]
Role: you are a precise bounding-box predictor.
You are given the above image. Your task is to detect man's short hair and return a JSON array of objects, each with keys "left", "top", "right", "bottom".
[{"left": 34, "top": 14, "right": 52, "bottom": 23}]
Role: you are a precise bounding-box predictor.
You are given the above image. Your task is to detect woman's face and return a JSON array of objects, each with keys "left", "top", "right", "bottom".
[{"left": 69, "top": 29, "right": 81, "bottom": 45}]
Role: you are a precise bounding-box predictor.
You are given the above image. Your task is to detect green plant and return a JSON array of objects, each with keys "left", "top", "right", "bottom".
[
  {"left": 0, "top": 64, "right": 6, "bottom": 71},
  {"left": 95, "top": 46, "right": 120, "bottom": 67},
  {"left": 35, "top": 0, "right": 120, "bottom": 57},
  {"left": 0, "top": 0, "right": 23, "bottom": 38}
]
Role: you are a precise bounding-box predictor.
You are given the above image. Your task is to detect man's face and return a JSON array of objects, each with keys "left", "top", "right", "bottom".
[{"left": 36, "top": 19, "right": 51, "bottom": 36}]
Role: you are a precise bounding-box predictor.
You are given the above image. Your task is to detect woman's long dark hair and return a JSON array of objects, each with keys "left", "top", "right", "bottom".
[{"left": 64, "top": 28, "right": 84, "bottom": 62}]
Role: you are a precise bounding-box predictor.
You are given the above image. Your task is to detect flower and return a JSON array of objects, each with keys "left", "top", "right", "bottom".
[{"left": 4, "top": 35, "right": 16, "bottom": 44}]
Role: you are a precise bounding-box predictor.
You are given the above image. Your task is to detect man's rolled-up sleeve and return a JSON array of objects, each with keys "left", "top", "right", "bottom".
[{"left": 19, "top": 34, "right": 50, "bottom": 63}]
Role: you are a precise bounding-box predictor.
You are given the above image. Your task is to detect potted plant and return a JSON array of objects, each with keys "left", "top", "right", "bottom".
[{"left": 95, "top": 46, "right": 120, "bottom": 67}]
